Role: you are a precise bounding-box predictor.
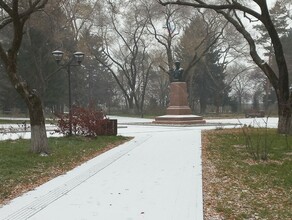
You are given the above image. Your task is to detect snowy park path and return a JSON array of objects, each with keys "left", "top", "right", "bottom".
[{"left": 0, "top": 116, "right": 278, "bottom": 220}]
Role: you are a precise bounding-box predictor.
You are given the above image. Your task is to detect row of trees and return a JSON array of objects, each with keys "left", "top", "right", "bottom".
[
  {"left": 0, "top": 1, "right": 247, "bottom": 115},
  {"left": 1, "top": 0, "right": 292, "bottom": 153},
  {"left": 0, "top": 1, "right": 231, "bottom": 115}
]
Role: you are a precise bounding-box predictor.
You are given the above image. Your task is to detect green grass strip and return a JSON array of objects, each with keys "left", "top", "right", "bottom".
[{"left": 0, "top": 135, "right": 128, "bottom": 204}]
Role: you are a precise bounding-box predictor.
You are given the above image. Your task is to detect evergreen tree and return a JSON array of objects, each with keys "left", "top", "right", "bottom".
[
  {"left": 254, "top": 1, "right": 289, "bottom": 58},
  {"left": 205, "top": 46, "right": 230, "bottom": 114},
  {"left": 78, "top": 30, "right": 117, "bottom": 110},
  {"left": 176, "top": 15, "right": 230, "bottom": 114},
  {"left": 18, "top": 24, "right": 68, "bottom": 112}
]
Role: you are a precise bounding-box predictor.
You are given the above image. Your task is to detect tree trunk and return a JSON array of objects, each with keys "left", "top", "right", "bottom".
[
  {"left": 200, "top": 97, "right": 207, "bottom": 114},
  {"left": 31, "top": 124, "right": 49, "bottom": 153},
  {"left": 7, "top": 65, "right": 49, "bottom": 153},
  {"left": 278, "top": 115, "right": 291, "bottom": 134},
  {"left": 128, "top": 97, "right": 134, "bottom": 110},
  {"left": 277, "top": 99, "right": 292, "bottom": 134},
  {"left": 27, "top": 95, "right": 49, "bottom": 154},
  {"left": 6, "top": 62, "right": 49, "bottom": 154},
  {"left": 214, "top": 93, "right": 221, "bottom": 114}
]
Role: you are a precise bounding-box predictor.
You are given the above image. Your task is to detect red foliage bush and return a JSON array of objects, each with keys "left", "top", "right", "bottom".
[{"left": 55, "top": 106, "right": 117, "bottom": 136}]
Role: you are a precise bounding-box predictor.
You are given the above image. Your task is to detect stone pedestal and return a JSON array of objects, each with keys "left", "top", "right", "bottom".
[
  {"left": 166, "top": 82, "right": 192, "bottom": 115},
  {"left": 154, "top": 82, "right": 205, "bottom": 125}
]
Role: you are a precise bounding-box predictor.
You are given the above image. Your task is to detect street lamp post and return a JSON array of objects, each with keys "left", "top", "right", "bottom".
[{"left": 52, "top": 50, "right": 85, "bottom": 135}]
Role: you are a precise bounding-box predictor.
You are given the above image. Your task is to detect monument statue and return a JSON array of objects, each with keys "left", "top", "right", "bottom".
[
  {"left": 153, "top": 59, "right": 205, "bottom": 124},
  {"left": 171, "top": 61, "right": 184, "bottom": 82}
]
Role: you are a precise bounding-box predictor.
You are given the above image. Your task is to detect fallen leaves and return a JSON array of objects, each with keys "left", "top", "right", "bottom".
[
  {"left": 202, "top": 129, "right": 292, "bottom": 220},
  {"left": 0, "top": 137, "right": 131, "bottom": 205}
]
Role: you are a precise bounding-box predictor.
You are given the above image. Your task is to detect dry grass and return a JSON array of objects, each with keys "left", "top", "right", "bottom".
[{"left": 202, "top": 128, "right": 292, "bottom": 220}]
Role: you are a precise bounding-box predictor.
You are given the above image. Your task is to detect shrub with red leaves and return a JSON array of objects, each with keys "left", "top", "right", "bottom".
[{"left": 55, "top": 106, "right": 117, "bottom": 136}]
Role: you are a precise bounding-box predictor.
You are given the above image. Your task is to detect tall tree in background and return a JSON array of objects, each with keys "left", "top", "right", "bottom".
[
  {"left": 0, "top": 66, "right": 23, "bottom": 113},
  {"left": 280, "top": 29, "right": 292, "bottom": 85},
  {"left": 146, "top": 2, "right": 189, "bottom": 80},
  {"left": 230, "top": 68, "right": 254, "bottom": 112},
  {"left": 147, "top": 52, "right": 170, "bottom": 109},
  {"left": 205, "top": 46, "right": 230, "bottom": 114},
  {"left": 18, "top": 4, "right": 68, "bottom": 112},
  {"left": 0, "top": 0, "right": 49, "bottom": 153},
  {"left": 254, "top": 1, "right": 289, "bottom": 60},
  {"left": 159, "top": 0, "right": 292, "bottom": 134},
  {"left": 0, "top": 0, "right": 84, "bottom": 114},
  {"left": 93, "top": 1, "right": 154, "bottom": 115},
  {"left": 79, "top": 30, "right": 116, "bottom": 109},
  {"left": 175, "top": 12, "right": 230, "bottom": 114},
  {"left": 254, "top": 1, "right": 290, "bottom": 110}
]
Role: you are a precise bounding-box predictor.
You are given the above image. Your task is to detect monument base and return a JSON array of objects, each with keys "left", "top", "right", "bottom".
[
  {"left": 154, "top": 115, "right": 206, "bottom": 125},
  {"left": 153, "top": 82, "right": 205, "bottom": 125}
]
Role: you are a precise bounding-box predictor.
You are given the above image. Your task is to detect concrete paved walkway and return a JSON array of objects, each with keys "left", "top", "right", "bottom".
[{"left": 0, "top": 116, "right": 278, "bottom": 220}]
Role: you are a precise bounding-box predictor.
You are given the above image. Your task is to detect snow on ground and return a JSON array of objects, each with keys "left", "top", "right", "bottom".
[{"left": 0, "top": 116, "right": 278, "bottom": 220}]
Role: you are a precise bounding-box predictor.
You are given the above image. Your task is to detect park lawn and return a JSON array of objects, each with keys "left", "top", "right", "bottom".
[
  {"left": 0, "top": 135, "right": 129, "bottom": 205},
  {"left": 202, "top": 128, "right": 292, "bottom": 220}
]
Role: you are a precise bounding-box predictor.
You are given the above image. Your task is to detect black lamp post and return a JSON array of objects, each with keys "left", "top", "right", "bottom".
[{"left": 52, "top": 50, "right": 85, "bottom": 135}]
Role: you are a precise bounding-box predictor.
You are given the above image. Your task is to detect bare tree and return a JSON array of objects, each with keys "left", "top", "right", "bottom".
[
  {"left": 145, "top": 1, "right": 190, "bottom": 80},
  {"left": 57, "top": 0, "right": 104, "bottom": 42},
  {"left": 92, "top": 1, "right": 154, "bottom": 115},
  {"left": 159, "top": 0, "right": 292, "bottom": 134},
  {"left": 0, "top": 0, "right": 49, "bottom": 153},
  {"left": 149, "top": 52, "right": 170, "bottom": 108},
  {"left": 228, "top": 65, "right": 255, "bottom": 112}
]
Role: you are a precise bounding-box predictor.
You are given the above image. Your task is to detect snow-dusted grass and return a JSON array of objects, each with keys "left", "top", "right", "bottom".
[{"left": 0, "top": 136, "right": 128, "bottom": 205}]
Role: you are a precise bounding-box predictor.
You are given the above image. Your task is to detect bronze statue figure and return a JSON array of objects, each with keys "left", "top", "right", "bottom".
[{"left": 171, "top": 61, "right": 184, "bottom": 82}]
